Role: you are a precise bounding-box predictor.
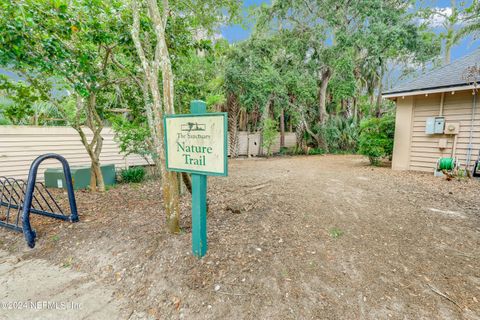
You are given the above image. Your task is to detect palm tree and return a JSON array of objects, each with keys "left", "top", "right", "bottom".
[
  {"left": 454, "top": 1, "right": 480, "bottom": 43},
  {"left": 30, "top": 101, "right": 65, "bottom": 126}
]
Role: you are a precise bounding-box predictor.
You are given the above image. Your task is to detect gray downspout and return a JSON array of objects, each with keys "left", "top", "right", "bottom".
[{"left": 465, "top": 91, "right": 477, "bottom": 170}]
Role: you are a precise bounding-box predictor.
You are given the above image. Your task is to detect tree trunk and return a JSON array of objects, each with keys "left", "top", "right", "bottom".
[
  {"left": 252, "top": 105, "right": 259, "bottom": 132},
  {"left": 296, "top": 120, "right": 306, "bottom": 153},
  {"left": 156, "top": 5, "right": 183, "bottom": 232},
  {"left": 132, "top": 0, "right": 182, "bottom": 233},
  {"left": 76, "top": 127, "right": 105, "bottom": 192},
  {"left": 181, "top": 173, "right": 192, "bottom": 194},
  {"left": 318, "top": 69, "right": 331, "bottom": 124},
  {"left": 91, "top": 160, "right": 104, "bottom": 191},
  {"left": 74, "top": 94, "right": 105, "bottom": 192},
  {"left": 353, "top": 96, "right": 358, "bottom": 121},
  {"left": 280, "top": 108, "right": 285, "bottom": 148},
  {"left": 369, "top": 93, "right": 375, "bottom": 107},
  {"left": 302, "top": 117, "right": 324, "bottom": 150},
  {"left": 444, "top": 44, "right": 452, "bottom": 65},
  {"left": 227, "top": 93, "right": 239, "bottom": 157},
  {"left": 444, "top": 0, "right": 457, "bottom": 65},
  {"left": 239, "top": 109, "right": 247, "bottom": 131},
  {"left": 375, "top": 63, "right": 385, "bottom": 117},
  {"left": 260, "top": 95, "right": 274, "bottom": 156},
  {"left": 76, "top": 128, "right": 105, "bottom": 192}
]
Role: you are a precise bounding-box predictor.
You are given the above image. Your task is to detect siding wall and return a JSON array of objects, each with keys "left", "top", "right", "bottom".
[
  {"left": 392, "top": 96, "right": 414, "bottom": 170},
  {"left": 0, "top": 126, "right": 148, "bottom": 180},
  {"left": 0, "top": 126, "right": 297, "bottom": 180},
  {"left": 409, "top": 91, "right": 480, "bottom": 172}
]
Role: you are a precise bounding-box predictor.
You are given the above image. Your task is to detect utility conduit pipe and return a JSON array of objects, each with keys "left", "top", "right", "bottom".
[{"left": 466, "top": 91, "right": 477, "bottom": 170}]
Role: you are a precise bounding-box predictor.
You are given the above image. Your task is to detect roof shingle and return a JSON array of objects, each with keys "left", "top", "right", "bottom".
[{"left": 383, "top": 48, "right": 480, "bottom": 95}]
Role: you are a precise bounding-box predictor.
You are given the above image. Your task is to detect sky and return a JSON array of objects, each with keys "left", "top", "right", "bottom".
[
  {"left": 220, "top": 0, "right": 267, "bottom": 43},
  {"left": 220, "top": 0, "right": 480, "bottom": 62},
  {"left": 2, "top": 0, "right": 478, "bottom": 84}
]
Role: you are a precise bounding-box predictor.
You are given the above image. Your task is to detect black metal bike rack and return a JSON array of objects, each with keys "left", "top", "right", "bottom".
[
  {"left": 474, "top": 159, "right": 480, "bottom": 177},
  {"left": 0, "top": 154, "right": 78, "bottom": 248}
]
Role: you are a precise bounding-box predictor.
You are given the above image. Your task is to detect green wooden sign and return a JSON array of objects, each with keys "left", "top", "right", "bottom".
[
  {"left": 164, "top": 100, "right": 228, "bottom": 257},
  {"left": 164, "top": 110, "right": 228, "bottom": 176}
]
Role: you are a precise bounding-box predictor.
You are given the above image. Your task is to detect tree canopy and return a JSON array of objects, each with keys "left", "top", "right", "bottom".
[{"left": 1, "top": 0, "right": 477, "bottom": 227}]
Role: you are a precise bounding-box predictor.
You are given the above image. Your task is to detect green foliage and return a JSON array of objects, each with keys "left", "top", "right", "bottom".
[
  {"left": 0, "top": 0, "right": 127, "bottom": 86},
  {"left": 175, "top": 39, "right": 230, "bottom": 113},
  {"left": 329, "top": 54, "right": 356, "bottom": 104},
  {"left": 0, "top": 0, "right": 452, "bottom": 166},
  {"left": 279, "top": 147, "right": 291, "bottom": 155},
  {"left": 329, "top": 227, "right": 344, "bottom": 239},
  {"left": 111, "top": 116, "right": 153, "bottom": 163},
  {"left": 279, "top": 146, "right": 307, "bottom": 156},
  {"left": 0, "top": 117, "right": 10, "bottom": 125},
  {"left": 225, "top": 0, "right": 441, "bottom": 151},
  {"left": 120, "top": 166, "right": 146, "bottom": 184},
  {"left": 308, "top": 148, "right": 325, "bottom": 155},
  {"left": 0, "top": 0, "right": 135, "bottom": 125},
  {"left": 358, "top": 115, "right": 396, "bottom": 165},
  {"left": 0, "top": 76, "right": 38, "bottom": 124},
  {"left": 320, "top": 116, "right": 359, "bottom": 153},
  {"left": 262, "top": 118, "right": 278, "bottom": 157},
  {"left": 0, "top": 98, "right": 12, "bottom": 125},
  {"left": 455, "top": 168, "right": 468, "bottom": 179},
  {"left": 224, "top": 35, "right": 300, "bottom": 131},
  {"left": 455, "top": 1, "right": 480, "bottom": 42},
  {"left": 0, "top": 76, "right": 75, "bottom": 125}
]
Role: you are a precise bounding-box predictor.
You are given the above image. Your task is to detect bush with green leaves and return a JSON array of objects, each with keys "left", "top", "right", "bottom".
[
  {"left": 262, "top": 118, "right": 278, "bottom": 157},
  {"left": 112, "top": 116, "right": 153, "bottom": 165},
  {"left": 308, "top": 148, "right": 325, "bottom": 155},
  {"left": 321, "top": 116, "right": 359, "bottom": 153},
  {"left": 120, "top": 166, "right": 146, "bottom": 183},
  {"left": 0, "top": 106, "right": 11, "bottom": 125},
  {"left": 358, "top": 115, "right": 395, "bottom": 165}
]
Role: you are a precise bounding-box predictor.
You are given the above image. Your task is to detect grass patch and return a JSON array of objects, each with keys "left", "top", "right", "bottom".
[
  {"left": 62, "top": 256, "right": 73, "bottom": 268},
  {"left": 120, "top": 166, "right": 146, "bottom": 183},
  {"left": 329, "top": 227, "right": 344, "bottom": 239}
]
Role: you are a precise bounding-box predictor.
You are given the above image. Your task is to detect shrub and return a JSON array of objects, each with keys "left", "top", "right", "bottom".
[
  {"left": 277, "top": 146, "right": 303, "bottom": 155},
  {"left": 120, "top": 166, "right": 146, "bottom": 183},
  {"left": 358, "top": 115, "right": 395, "bottom": 165},
  {"left": 279, "top": 146, "right": 291, "bottom": 155},
  {"left": 262, "top": 118, "right": 278, "bottom": 157},
  {"left": 311, "top": 116, "right": 359, "bottom": 153},
  {"left": 308, "top": 148, "right": 325, "bottom": 155},
  {"left": 111, "top": 116, "right": 153, "bottom": 163},
  {"left": 322, "top": 116, "right": 359, "bottom": 153}
]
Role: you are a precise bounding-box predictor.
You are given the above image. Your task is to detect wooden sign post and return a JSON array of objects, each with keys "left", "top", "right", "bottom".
[{"left": 164, "top": 100, "right": 228, "bottom": 257}]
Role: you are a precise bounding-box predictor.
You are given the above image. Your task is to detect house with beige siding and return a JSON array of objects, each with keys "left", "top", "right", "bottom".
[{"left": 383, "top": 49, "right": 480, "bottom": 173}]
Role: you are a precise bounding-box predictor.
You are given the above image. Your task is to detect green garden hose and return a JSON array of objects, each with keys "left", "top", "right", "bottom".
[{"left": 438, "top": 157, "right": 456, "bottom": 171}]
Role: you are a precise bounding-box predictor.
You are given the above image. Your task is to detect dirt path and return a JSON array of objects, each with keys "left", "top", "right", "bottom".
[
  {"left": 0, "top": 249, "right": 125, "bottom": 319},
  {"left": 1, "top": 155, "right": 479, "bottom": 319}
]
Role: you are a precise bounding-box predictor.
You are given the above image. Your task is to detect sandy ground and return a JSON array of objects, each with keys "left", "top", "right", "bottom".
[
  {"left": 0, "top": 155, "right": 479, "bottom": 319},
  {"left": 0, "top": 249, "right": 125, "bottom": 320}
]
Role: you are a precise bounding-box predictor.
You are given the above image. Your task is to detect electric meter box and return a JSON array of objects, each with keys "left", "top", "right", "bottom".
[
  {"left": 444, "top": 122, "right": 460, "bottom": 135},
  {"left": 425, "top": 117, "right": 445, "bottom": 134},
  {"left": 44, "top": 164, "right": 116, "bottom": 190}
]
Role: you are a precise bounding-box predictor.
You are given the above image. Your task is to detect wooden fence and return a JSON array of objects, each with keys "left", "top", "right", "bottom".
[{"left": 236, "top": 131, "right": 296, "bottom": 156}]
